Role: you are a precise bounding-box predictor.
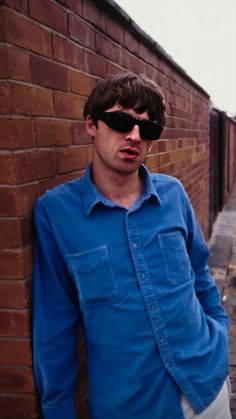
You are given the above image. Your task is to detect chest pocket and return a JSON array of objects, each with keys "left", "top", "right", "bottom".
[
  {"left": 157, "top": 231, "right": 192, "bottom": 285},
  {"left": 66, "top": 246, "right": 118, "bottom": 305}
]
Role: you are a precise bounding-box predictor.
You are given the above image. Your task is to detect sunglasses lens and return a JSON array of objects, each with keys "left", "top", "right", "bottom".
[
  {"left": 105, "top": 113, "right": 134, "bottom": 133},
  {"left": 140, "top": 121, "right": 163, "bottom": 141},
  {"left": 97, "top": 112, "right": 163, "bottom": 141}
]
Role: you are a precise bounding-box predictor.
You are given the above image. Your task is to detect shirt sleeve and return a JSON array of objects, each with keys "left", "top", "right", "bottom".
[
  {"left": 184, "top": 193, "right": 230, "bottom": 334},
  {"left": 33, "top": 197, "right": 80, "bottom": 419}
]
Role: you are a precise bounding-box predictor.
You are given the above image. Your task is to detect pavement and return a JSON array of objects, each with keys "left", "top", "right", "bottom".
[{"left": 208, "top": 183, "right": 236, "bottom": 418}]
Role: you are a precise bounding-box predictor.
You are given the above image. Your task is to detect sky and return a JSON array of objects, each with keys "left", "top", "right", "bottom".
[{"left": 115, "top": 0, "right": 236, "bottom": 117}]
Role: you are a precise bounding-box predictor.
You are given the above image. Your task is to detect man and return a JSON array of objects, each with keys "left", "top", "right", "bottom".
[{"left": 33, "top": 73, "right": 231, "bottom": 419}]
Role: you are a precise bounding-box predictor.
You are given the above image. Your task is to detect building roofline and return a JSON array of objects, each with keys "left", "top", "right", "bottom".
[{"left": 92, "top": 0, "right": 210, "bottom": 98}]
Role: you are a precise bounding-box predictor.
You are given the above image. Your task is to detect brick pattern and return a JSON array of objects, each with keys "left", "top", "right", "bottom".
[{"left": 0, "top": 0, "right": 236, "bottom": 418}]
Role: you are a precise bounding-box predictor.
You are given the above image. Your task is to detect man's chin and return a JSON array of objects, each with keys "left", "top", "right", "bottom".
[{"left": 115, "top": 164, "right": 141, "bottom": 176}]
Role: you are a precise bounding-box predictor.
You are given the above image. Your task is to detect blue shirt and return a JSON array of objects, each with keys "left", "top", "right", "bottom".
[{"left": 33, "top": 164, "right": 230, "bottom": 419}]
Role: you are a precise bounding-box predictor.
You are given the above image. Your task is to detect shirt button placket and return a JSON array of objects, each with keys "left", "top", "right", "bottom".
[{"left": 126, "top": 215, "right": 174, "bottom": 371}]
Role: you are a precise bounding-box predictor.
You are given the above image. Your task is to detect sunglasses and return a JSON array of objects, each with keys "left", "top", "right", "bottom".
[{"left": 95, "top": 111, "right": 163, "bottom": 141}]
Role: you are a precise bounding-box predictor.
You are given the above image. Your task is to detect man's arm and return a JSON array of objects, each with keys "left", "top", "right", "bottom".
[
  {"left": 33, "top": 198, "right": 80, "bottom": 419},
  {"left": 185, "top": 194, "right": 230, "bottom": 333}
]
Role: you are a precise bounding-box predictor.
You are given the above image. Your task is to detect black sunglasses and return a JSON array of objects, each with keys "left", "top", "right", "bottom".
[{"left": 94, "top": 111, "right": 163, "bottom": 141}]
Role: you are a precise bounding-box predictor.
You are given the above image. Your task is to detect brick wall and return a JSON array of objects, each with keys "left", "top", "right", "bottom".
[{"left": 0, "top": 0, "right": 235, "bottom": 417}]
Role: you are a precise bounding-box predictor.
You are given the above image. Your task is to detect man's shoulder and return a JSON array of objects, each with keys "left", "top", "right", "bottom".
[
  {"left": 148, "top": 172, "right": 188, "bottom": 205},
  {"left": 150, "top": 172, "right": 185, "bottom": 190},
  {"left": 36, "top": 175, "right": 84, "bottom": 210}
]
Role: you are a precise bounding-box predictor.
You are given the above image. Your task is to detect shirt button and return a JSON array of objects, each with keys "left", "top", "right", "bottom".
[
  {"left": 132, "top": 242, "right": 138, "bottom": 248},
  {"left": 160, "top": 335, "right": 165, "bottom": 343}
]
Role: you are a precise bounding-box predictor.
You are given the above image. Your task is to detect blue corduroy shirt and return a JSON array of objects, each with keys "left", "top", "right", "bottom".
[{"left": 33, "top": 164, "right": 229, "bottom": 419}]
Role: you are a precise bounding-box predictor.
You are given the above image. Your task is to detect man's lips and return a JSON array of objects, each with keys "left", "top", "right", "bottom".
[{"left": 119, "top": 147, "right": 140, "bottom": 159}]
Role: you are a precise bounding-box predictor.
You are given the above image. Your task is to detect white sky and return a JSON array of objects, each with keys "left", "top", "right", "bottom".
[{"left": 116, "top": 0, "right": 236, "bottom": 116}]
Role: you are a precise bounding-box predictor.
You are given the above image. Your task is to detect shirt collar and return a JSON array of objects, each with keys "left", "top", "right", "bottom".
[{"left": 83, "top": 163, "right": 161, "bottom": 216}]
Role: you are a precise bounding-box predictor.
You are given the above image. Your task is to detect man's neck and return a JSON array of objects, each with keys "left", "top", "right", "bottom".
[{"left": 91, "top": 164, "right": 144, "bottom": 209}]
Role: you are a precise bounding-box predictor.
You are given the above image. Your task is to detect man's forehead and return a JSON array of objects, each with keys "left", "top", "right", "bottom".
[
  {"left": 105, "top": 105, "right": 150, "bottom": 120},
  {"left": 106, "top": 101, "right": 149, "bottom": 116}
]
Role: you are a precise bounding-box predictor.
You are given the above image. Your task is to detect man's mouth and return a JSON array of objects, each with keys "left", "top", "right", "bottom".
[{"left": 119, "top": 147, "right": 140, "bottom": 159}]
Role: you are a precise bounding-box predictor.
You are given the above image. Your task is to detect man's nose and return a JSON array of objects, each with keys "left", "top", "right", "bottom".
[{"left": 126, "top": 124, "right": 142, "bottom": 142}]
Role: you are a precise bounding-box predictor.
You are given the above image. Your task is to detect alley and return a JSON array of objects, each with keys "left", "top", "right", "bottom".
[{"left": 209, "top": 183, "right": 236, "bottom": 418}]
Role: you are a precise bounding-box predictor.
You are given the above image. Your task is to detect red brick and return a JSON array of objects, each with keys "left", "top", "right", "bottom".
[
  {"left": 145, "top": 155, "right": 158, "bottom": 170},
  {"left": 0, "top": 82, "right": 12, "bottom": 114},
  {"left": 57, "top": 0, "right": 82, "bottom": 15},
  {"left": 0, "top": 366, "right": 35, "bottom": 393},
  {"left": 158, "top": 163, "right": 174, "bottom": 175},
  {"left": 84, "top": 51, "right": 107, "bottom": 77},
  {"left": 1, "top": 82, "right": 54, "bottom": 118},
  {"left": 3, "top": 9, "right": 52, "bottom": 57},
  {"left": 124, "top": 31, "right": 138, "bottom": 55},
  {"left": 0, "top": 45, "right": 8, "bottom": 78},
  {"left": 19, "top": 247, "right": 34, "bottom": 281},
  {"left": 2, "top": 0, "right": 27, "bottom": 13},
  {"left": 29, "top": 0, "right": 67, "bottom": 34},
  {"left": 70, "top": 70, "right": 97, "bottom": 96},
  {"left": 0, "top": 339, "right": 32, "bottom": 365},
  {"left": 119, "top": 49, "right": 131, "bottom": 69},
  {"left": 163, "top": 127, "right": 184, "bottom": 139},
  {"left": 35, "top": 119, "right": 72, "bottom": 147},
  {"left": 153, "top": 140, "right": 167, "bottom": 154},
  {"left": 77, "top": 400, "right": 89, "bottom": 419},
  {"left": 0, "top": 219, "right": 21, "bottom": 249},
  {"left": 0, "top": 184, "right": 39, "bottom": 217},
  {"left": 0, "top": 187, "right": 18, "bottom": 215},
  {"left": 12, "top": 83, "right": 54, "bottom": 116},
  {"left": 39, "top": 170, "right": 84, "bottom": 195},
  {"left": 56, "top": 146, "right": 88, "bottom": 174},
  {"left": 52, "top": 33, "right": 83, "bottom": 69},
  {"left": 0, "top": 119, "right": 34, "bottom": 150},
  {"left": 105, "top": 15, "right": 124, "bottom": 45},
  {"left": 69, "top": 14, "right": 95, "bottom": 49},
  {"left": 83, "top": 0, "right": 105, "bottom": 30},
  {"left": 0, "top": 155, "right": 17, "bottom": 184},
  {"left": 19, "top": 216, "right": 33, "bottom": 247},
  {"left": 0, "top": 280, "right": 31, "bottom": 309},
  {"left": 158, "top": 152, "right": 171, "bottom": 166},
  {"left": 159, "top": 60, "right": 172, "bottom": 78},
  {"left": 0, "top": 309, "right": 30, "bottom": 337},
  {"left": 129, "top": 55, "right": 145, "bottom": 74},
  {"left": 8, "top": 150, "right": 57, "bottom": 184},
  {"left": 138, "top": 43, "right": 157, "bottom": 67},
  {"left": 95, "top": 33, "right": 120, "bottom": 62},
  {"left": 31, "top": 55, "right": 69, "bottom": 91},
  {"left": 33, "top": 149, "right": 57, "bottom": 180},
  {"left": 0, "top": 395, "right": 38, "bottom": 419},
  {"left": 107, "top": 62, "right": 123, "bottom": 76},
  {"left": 0, "top": 9, "right": 5, "bottom": 42},
  {"left": 7, "top": 46, "right": 30, "bottom": 81},
  {"left": 158, "top": 72, "right": 169, "bottom": 90},
  {"left": 0, "top": 246, "right": 33, "bottom": 280},
  {"left": 0, "top": 217, "right": 32, "bottom": 249},
  {"left": 86, "top": 145, "right": 93, "bottom": 162},
  {"left": 54, "top": 92, "right": 84, "bottom": 119},
  {"left": 72, "top": 121, "right": 92, "bottom": 145}
]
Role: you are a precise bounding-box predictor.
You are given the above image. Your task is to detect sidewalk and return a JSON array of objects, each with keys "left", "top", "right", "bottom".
[{"left": 208, "top": 183, "right": 236, "bottom": 418}]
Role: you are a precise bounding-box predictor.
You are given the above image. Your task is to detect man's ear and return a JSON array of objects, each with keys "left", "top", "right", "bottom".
[{"left": 85, "top": 115, "right": 97, "bottom": 139}]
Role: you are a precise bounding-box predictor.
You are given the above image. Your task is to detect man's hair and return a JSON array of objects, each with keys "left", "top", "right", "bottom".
[{"left": 83, "top": 72, "right": 166, "bottom": 126}]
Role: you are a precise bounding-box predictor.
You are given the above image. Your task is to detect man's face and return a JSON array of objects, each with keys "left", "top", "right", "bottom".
[{"left": 85, "top": 104, "right": 154, "bottom": 176}]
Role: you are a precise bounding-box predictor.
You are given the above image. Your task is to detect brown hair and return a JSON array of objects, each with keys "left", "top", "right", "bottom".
[{"left": 83, "top": 72, "right": 166, "bottom": 126}]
